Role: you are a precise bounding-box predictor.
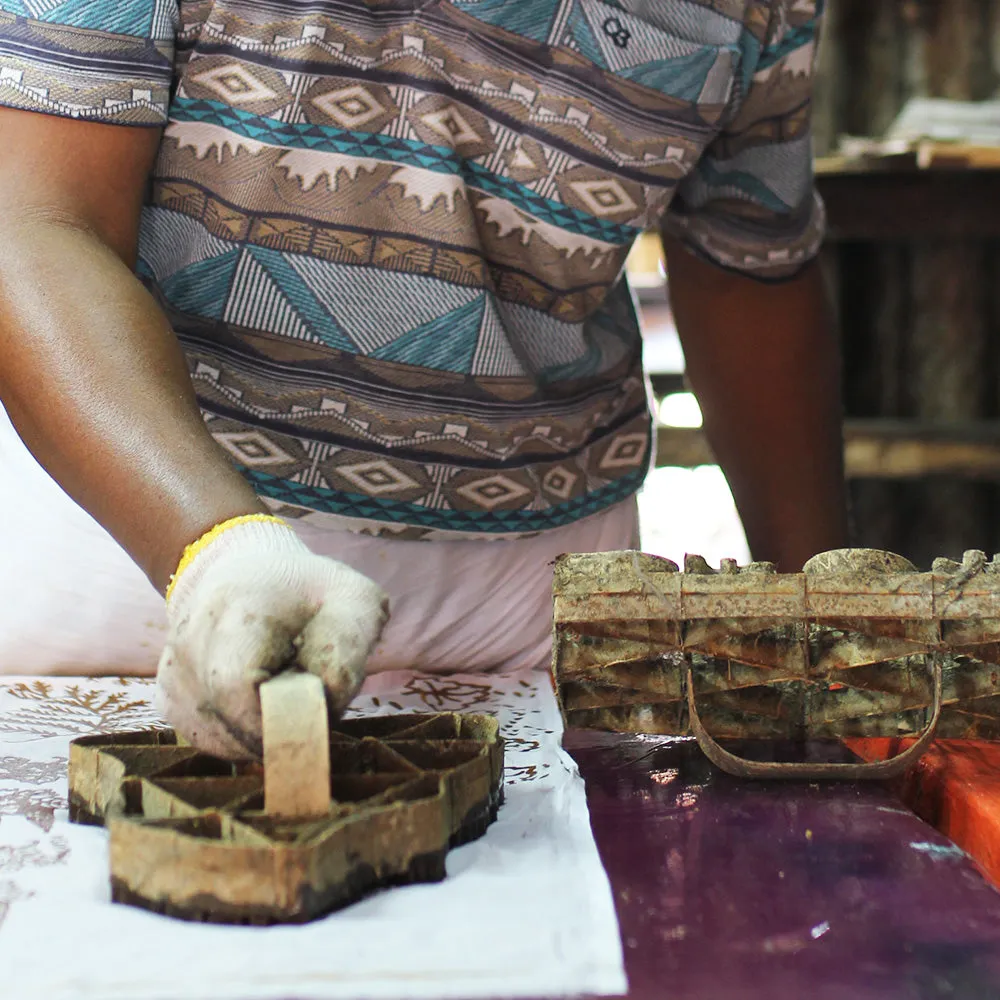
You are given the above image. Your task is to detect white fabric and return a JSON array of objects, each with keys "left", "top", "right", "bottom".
[
  {"left": 0, "top": 671, "right": 628, "bottom": 1000},
  {"left": 0, "top": 404, "right": 638, "bottom": 677}
]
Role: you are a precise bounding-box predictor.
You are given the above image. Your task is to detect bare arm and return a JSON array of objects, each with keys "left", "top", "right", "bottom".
[
  {"left": 662, "top": 235, "right": 849, "bottom": 572},
  {"left": 0, "top": 109, "right": 265, "bottom": 592}
]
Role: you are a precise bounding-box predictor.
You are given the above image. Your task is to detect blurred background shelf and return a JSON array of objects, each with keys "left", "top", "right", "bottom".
[
  {"left": 655, "top": 421, "right": 1000, "bottom": 480},
  {"left": 817, "top": 167, "right": 1000, "bottom": 241}
]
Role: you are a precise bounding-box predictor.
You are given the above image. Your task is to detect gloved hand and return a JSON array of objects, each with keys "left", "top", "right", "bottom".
[{"left": 155, "top": 515, "right": 389, "bottom": 759}]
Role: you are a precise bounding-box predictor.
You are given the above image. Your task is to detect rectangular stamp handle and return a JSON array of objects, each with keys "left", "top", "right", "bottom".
[{"left": 261, "top": 671, "right": 332, "bottom": 817}]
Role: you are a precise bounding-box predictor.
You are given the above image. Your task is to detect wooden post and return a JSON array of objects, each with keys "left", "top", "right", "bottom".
[
  {"left": 907, "top": 243, "right": 992, "bottom": 565},
  {"left": 814, "top": 0, "right": 1000, "bottom": 567}
]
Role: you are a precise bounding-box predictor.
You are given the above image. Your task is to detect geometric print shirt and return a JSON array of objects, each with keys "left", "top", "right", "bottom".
[{"left": 0, "top": 0, "right": 825, "bottom": 540}]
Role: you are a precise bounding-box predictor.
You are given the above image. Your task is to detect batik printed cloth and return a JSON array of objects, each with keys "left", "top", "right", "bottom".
[
  {"left": 0, "top": 671, "right": 627, "bottom": 998},
  {"left": 0, "top": 0, "right": 825, "bottom": 539}
]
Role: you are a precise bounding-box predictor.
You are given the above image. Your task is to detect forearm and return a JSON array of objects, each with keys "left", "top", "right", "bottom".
[
  {"left": 663, "top": 237, "right": 849, "bottom": 571},
  {"left": 0, "top": 215, "right": 266, "bottom": 592}
]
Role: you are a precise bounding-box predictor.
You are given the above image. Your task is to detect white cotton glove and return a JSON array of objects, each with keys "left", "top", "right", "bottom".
[{"left": 155, "top": 516, "right": 389, "bottom": 759}]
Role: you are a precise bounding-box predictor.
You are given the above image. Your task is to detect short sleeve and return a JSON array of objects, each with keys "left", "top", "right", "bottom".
[
  {"left": 0, "top": 0, "right": 177, "bottom": 125},
  {"left": 662, "top": 0, "right": 826, "bottom": 281}
]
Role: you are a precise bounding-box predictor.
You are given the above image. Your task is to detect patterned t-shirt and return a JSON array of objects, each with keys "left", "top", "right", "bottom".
[{"left": 0, "top": 0, "right": 824, "bottom": 540}]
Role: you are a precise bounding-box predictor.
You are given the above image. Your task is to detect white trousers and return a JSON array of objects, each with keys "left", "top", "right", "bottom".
[{"left": 0, "top": 405, "right": 638, "bottom": 677}]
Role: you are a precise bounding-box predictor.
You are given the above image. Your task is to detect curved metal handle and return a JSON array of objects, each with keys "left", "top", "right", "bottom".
[{"left": 685, "top": 657, "right": 943, "bottom": 781}]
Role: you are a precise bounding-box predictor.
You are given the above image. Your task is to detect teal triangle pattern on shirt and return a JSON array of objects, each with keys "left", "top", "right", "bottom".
[
  {"left": 451, "top": 0, "right": 563, "bottom": 44},
  {"left": 619, "top": 47, "right": 727, "bottom": 103},
  {"left": 372, "top": 297, "right": 485, "bottom": 373},
  {"left": 29, "top": 0, "right": 154, "bottom": 36},
  {"left": 0, "top": 1, "right": 31, "bottom": 17},
  {"left": 155, "top": 250, "right": 240, "bottom": 321},
  {"left": 564, "top": 2, "right": 607, "bottom": 69},
  {"left": 243, "top": 247, "right": 359, "bottom": 353}
]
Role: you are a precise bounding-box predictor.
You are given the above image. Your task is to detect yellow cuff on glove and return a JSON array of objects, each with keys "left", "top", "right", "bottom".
[{"left": 165, "top": 513, "right": 290, "bottom": 603}]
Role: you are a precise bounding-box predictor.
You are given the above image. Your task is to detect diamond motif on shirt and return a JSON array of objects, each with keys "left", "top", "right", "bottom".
[
  {"left": 312, "top": 85, "right": 385, "bottom": 128},
  {"left": 420, "top": 106, "right": 482, "bottom": 147},
  {"left": 569, "top": 179, "right": 638, "bottom": 217},
  {"left": 455, "top": 475, "right": 532, "bottom": 510},
  {"left": 599, "top": 432, "right": 648, "bottom": 470},
  {"left": 336, "top": 460, "right": 421, "bottom": 495},
  {"left": 542, "top": 467, "right": 578, "bottom": 501},
  {"left": 215, "top": 431, "right": 293, "bottom": 466},
  {"left": 191, "top": 64, "right": 278, "bottom": 104}
]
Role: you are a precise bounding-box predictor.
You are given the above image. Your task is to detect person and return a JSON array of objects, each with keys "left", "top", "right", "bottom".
[{"left": 0, "top": 0, "right": 846, "bottom": 757}]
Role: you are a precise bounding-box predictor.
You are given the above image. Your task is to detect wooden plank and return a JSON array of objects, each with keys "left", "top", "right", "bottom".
[
  {"left": 845, "top": 737, "right": 1000, "bottom": 889},
  {"left": 648, "top": 373, "right": 686, "bottom": 397},
  {"left": 816, "top": 144, "right": 1000, "bottom": 176},
  {"left": 653, "top": 426, "right": 715, "bottom": 468},
  {"left": 656, "top": 421, "right": 1000, "bottom": 479},
  {"left": 909, "top": 235, "right": 993, "bottom": 576},
  {"left": 816, "top": 170, "right": 1000, "bottom": 240},
  {"left": 567, "top": 729, "right": 1000, "bottom": 1000}
]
